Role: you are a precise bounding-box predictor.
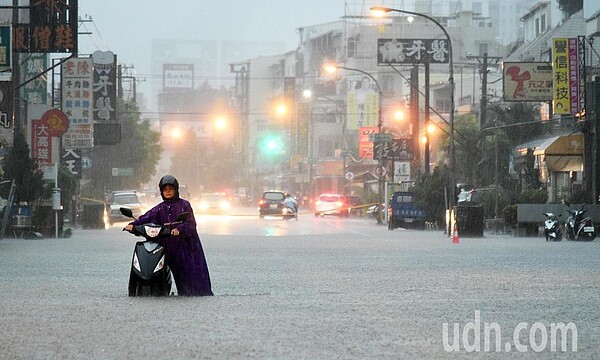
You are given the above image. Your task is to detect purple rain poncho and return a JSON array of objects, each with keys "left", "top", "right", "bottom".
[{"left": 130, "top": 197, "right": 213, "bottom": 296}]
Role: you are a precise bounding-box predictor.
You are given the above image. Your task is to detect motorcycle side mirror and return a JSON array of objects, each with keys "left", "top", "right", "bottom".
[
  {"left": 176, "top": 212, "right": 190, "bottom": 222},
  {"left": 120, "top": 207, "right": 134, "bottom": 218}
]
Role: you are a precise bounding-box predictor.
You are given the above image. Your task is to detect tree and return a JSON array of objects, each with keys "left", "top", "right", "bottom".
[
  {"left": 83, "top": 99, "right": 161, "bottom": 199},
  {"left": 557, "top": 0, "right": 583, "bottom": 18},
  {"left": 1, "top": 132, "right": 45, "bottom": 203},
  {"left": 412, "top": 164, "right": 451, "bottom": 226}
]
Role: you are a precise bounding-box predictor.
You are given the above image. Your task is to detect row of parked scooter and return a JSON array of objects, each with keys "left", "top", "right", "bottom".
[{"left": 542, "top": 203, "right": 596, "bottom": 241}]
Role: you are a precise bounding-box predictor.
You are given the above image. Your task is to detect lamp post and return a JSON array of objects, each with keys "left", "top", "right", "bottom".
[
  {"left": 324, "top": 64, "right": 385, "bottom": 224},
  {"left": 371, "top": 6, "right": 456, "bottom": 212}
]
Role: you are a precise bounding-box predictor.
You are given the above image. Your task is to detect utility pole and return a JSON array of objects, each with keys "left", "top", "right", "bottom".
[
  {"left": 467, "top": 53, "right": 502, "bottom": 129},
  {"left": 595, "top": 77, "right": 600, "bottom": 203}
]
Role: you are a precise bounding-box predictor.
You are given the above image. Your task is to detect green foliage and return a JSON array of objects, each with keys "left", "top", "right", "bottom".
[
  {"left": 438, "top": 103, "right": 550, "bottom": 191},
  {"left": 517, "top": 188, "right": 548, "bottom": 204},
  {"left": 522, "top": 148, "right": 541, "bottom": 190},
  {"left": 84, "top": 99, "right": 161, "bottom": 199},
  {"left": 503, "top": 204, "right": 517, "bottom": 226},
  {"left": 568, "top": 189, "right": 592, "bottom": 204},
  {"left": 474, "top": 187, "right": 512, "bottom": 219},
  {"left": 1, "top": 132, "right": 45, "bottom": 203},
  {"left": 557, "top": 0, "right": 583, "bottom": 17},
  {"left": 412, "top": 164, "right": 450, "bottom": 225}
]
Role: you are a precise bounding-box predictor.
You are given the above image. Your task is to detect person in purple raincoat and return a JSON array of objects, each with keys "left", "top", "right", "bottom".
[{"left": 125, "top": 175, "right": 213, "bottom": 296}]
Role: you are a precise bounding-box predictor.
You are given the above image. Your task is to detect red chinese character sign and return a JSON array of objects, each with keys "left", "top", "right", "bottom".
[
  {"left": 359, "top": 127, "right": 378, "bottom": 158},
  {"left": 31, "top": 119, "right": 52, "bottom": 165},
  {"left": 13, "top": 0, "right": 78, "bottom": 53}
]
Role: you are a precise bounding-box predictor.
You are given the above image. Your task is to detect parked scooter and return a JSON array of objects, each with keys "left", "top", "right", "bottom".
[
  {"left": 120, "top": 207, "right": 189, "bottom": 296},
  {"left": 564, "top": 203, "right": 596, "bottom": 241},
  {"left": 542, "top": 212, "right": 562, "bottom": 241},
  {"left": 367, "top": 203, "right": 385, "bottom": 224}
]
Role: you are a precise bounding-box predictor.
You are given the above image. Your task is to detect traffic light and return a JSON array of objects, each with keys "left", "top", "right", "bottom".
[{"left": 259, "top": 134, "right": 283, "bottom": 155}]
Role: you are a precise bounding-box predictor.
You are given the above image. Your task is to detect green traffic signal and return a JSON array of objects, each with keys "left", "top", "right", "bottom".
[{"left": 260, "top": 134, "right": 284, "bottom": 155}]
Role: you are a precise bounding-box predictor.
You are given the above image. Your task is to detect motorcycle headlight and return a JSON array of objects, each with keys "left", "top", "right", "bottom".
[
  {"left": 132, "top": 252, "right": 141, "bottom": 272},
  {"left": 153, "top": 255, "right": 165, "bottom": 273}
]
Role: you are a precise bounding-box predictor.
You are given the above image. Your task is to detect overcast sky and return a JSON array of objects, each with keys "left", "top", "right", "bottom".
[{"left": 78, "top": 1, "right": 352, "bottom": 80}]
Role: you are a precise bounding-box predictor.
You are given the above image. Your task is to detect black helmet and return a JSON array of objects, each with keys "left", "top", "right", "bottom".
[{"left": 158, "top": 175, "right": 179, "bottom": 192}]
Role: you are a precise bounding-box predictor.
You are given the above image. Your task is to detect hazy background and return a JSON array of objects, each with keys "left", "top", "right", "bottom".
[{"left": 77, "top": 0, "right": 357, "bottom": 107}]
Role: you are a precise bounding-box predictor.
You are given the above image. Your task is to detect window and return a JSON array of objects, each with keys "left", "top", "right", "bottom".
[
  {"left": 535, "top": 18, "right": 540, "bottom": 36},
  {"left": 541, "top": 14, "right": 546, "bottom": 33}
]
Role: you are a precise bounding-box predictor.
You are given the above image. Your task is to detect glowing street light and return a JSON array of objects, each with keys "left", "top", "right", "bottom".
[
  {"left": 214, "top": 116, "right": 227, "bottom": 131},
  {"left": 371, "top": 6, "right": 456, "bottom": 210}
]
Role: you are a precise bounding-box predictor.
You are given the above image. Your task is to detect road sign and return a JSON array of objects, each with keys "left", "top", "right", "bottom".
[
  {"left": 112, "top": 167, "right": 134, "bottom": 177},
  {"left": 375, "top": 166, "right": 387, "bottom": 178},
  {"left": 81, "top": 157, "right": 92, "bottom": 169},
  {"left": 345, "top": 172, "right": 354, "bottom": 181},
  {"left": 369, "top": 133, "right": 392, "bottom": 142}
]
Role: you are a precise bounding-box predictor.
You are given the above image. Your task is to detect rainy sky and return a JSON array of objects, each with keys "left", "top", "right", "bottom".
[{"left": 78, "top": 0, "right": 353, "bottom": 100}]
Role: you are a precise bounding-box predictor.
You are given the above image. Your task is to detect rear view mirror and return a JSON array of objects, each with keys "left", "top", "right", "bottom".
[
  {"left": 120, "top": 207, "right": 134, "bottom": 218},
  {"left": 176, "top": 212, "right": 190, "bottom": 222}
]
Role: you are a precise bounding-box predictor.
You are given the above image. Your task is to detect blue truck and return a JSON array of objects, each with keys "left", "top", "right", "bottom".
[{"left": 387, "top": 191, "right": 427, "bottom": 230}]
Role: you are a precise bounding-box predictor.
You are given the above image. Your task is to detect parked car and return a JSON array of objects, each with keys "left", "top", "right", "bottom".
[
  {"left": 107, "top": 190, "right": 149, "bottom": 224},
  {"left": 258, "top": 191, "right": 287, "bottom": 218},
  {"left": 387, "top": 191, "right": 426, "bottom": 229},
  {"left": 196, "top": 193, "right": 232, "bottom": 214},
  {"left": 314, "top": 194, "right": 348, "bottom": 217}
]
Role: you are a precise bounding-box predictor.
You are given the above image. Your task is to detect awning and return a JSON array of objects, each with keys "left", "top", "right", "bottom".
[{"left": 533, "top": 134, "right": 584, "bottom": 172}]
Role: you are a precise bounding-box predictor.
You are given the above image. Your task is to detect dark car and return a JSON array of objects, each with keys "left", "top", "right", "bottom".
[
  {"left": 342, "top": 195, "right": 363, "bottom": 216},
  {"left": 258, "top": 191, "right": 286, "bottom": 218}
]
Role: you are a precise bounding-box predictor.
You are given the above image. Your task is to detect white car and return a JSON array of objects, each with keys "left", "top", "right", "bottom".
[
  {"left": 197, "top": 193, "right": 232, "bottom": 214},
  {"left": 314, "top": 194, "right": 349, "bottom": 217},
  {"left": 108, "top": 191, "right": 148, "bottom": 223}
]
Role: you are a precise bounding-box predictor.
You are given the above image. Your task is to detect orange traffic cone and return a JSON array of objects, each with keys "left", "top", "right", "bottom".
[{"left": 452, "top": 224, "right": 459, "bottom": 244}]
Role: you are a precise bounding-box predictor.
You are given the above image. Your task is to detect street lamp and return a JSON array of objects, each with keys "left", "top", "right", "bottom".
[
  {"left": 324, "top": 63, "right": 385, "bottom": 224},
  {"left": 371, "top": 6, "right": 456, "bottom": 212}
]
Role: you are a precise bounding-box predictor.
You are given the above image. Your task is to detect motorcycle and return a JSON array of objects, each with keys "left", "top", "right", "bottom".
[
  {"left": 282, "top": 198, "right": 298, "bottom": 221},
  {"left": 542, "top": 212, "right": 562, "bottom": 241},
  {"left": 367, "top": 203, "right": 385, "bottom": 224},
  {"left": 282, "top": 204, "right": 298, "bottom": 221},
  {"left": 120, "top": 207, "right": 189, "bottom": 296},
  {"left": 564, "top": 203, "right": 596, "bottom": 241}
]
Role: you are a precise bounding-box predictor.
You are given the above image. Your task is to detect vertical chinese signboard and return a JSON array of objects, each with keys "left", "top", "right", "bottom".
[
  {"left": 0, "top": 25, "right": 11, "bottom": 78},
  {"left": 62, "top": 57, "right": 93, "bottom": 148},
  {"left": 92, "top": 51, "right": 116, "bottom": 123},
  {"left": 347, "top": 75, "right": 379, "bottom": 130},
  {"left": 552, "top": 37, "right": 586, "bottom": 115},
  {"left": 21, "top": 53, "right": 48, "bottom": 104},
  {"left": 359, "top": 126, "right": 378, "bottom": 158},
  {"left": 32, "top": 119, "right": 52, "bottom": 165}
]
